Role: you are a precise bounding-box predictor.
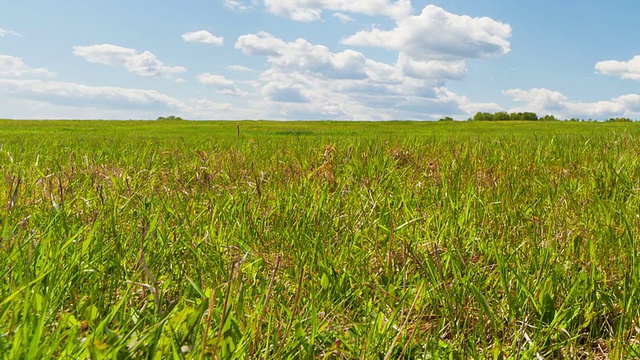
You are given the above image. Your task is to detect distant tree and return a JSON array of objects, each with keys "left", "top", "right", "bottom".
[
  {"left": 470, "top": 111, "right": 541, "bottom": 121},
  {"left": 471, "top": 112, "right": 495, "bottom": 121},
  {"left": 157, "top": 115, "right": 185, "bottom": 121},
  {"left": 509, "top": 112, "right": 538, "bottom": 121},
  {"left": 606, "top": 117, "right": 633, "bottom": 122},
  {"left": 539, "top": 114, "right": 559, "bottom": 121},
  {"left": 493, "top": 111, "right": 510, "bottom": 121},
  {"left": 438, "top": 116, "right": 454, "bottom": 122}
]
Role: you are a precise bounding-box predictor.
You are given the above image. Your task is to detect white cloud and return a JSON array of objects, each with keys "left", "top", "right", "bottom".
[
  {"left": 595, "top": 55, "right": 640, "bottom": 81},
  {"left": 503, "top": 88, "right": 567, "bottom": 110},
  {"left": 189, "top": 99, "right": 232, "bottom": 112},
  {"left": 263, "top": 0, "right": 412, "bottom": 22},
  {"left": 227, "top": 65, "right": 254, "bottom": 72},
  {"left": 182, "top": 30, "right": 224, "bottom": 46},
  {"left": 502, "top": 87, "right": 640, "bottom": 119},
  {"left": 263, "top": 82, "right": 309, "bottom": 103},
  {"left": 125, "top": 51, "right": 187, "bottom": 78},
  {"left": 230, "top": 6, "right": 511, "bottom": 119},
  {"left": 0, "top": 55, "right": 55, "bottom": 77},
  {"left": 197, "top": 73, "right": 247, "bottom": 96},
  {"left": 342, "top": 5, "right": 511, "bottom": 61},
  {"left": 235, "top": 32, "right": 368, "bottom": 79},
  {"left": 332, "top": 12, "right": 355, "bottom": 22},
  {"left": 235, "top": 31, "right": 286, "bottom": 56},
  {"left": 223, "top": 0, "right": 254, "bottom": 11},
  {"left": 0, "top": 28, "right": 20, "bottom": 37},
  {"left": 397, "top": 53, "right": 467, "bottom": 80},
  {"left": 73, "top": 44, "right": 186, "bottom": 79},
  {"left": 0, "top": 90, "right": 243, "bottom": 120},
  {"left": 72, "top": 44, "right": 135, "bottom": 66},
  {"left": 234, "top": 32, "right": 491, "bottom": 119},
  {"left": 0, "top": 79, "right": 185, "bottom": 110},
  {"left": 614, "top": 94, "right": 640, "bottom": 113}
]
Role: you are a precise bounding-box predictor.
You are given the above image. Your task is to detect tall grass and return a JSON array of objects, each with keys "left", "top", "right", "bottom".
[{"left": 1, "top": 121, "right": 640, "bottom": 358}]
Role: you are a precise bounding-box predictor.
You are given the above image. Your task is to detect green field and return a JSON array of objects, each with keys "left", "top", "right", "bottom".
[{"left": 2, "top": 120, "right": 640, "bottom": 358}]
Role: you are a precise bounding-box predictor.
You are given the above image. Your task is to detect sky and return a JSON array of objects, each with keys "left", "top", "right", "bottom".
[{"left": 1, "top": 0, "right": 640, "bottom": 120}]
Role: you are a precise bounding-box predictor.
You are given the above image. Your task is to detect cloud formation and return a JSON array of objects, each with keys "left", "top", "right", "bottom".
[
  {"left": 397, "top": 53, "right": 467, "bottom": 80},
  {"left": 342, "top": 5, "right": 511, "bottom": 61},
  {"left": 236, "top": 32, "right": 368, "bottom": 79},
  {"left": 182, "top": 30, "right": 224, "bottom": 45},
  {"left": 0, "top": 80, "right": 240, "bottom": 119},
  {"left": 262, "top": 82, "right": 309, "bottom": 103},
  {"left": 233, "top": 31, "right": 497, "bottom": 119},
  {"left": 263, "top": 0, "right": 411, "bottom": 22},
  {"left": 0, "top": 78, "right": 184, "bottom": 110},
  {"left": 223, "top": 0, "right": 254, "bottom": 11},
  {"left": 73, "top": 44, "right": 186, "bottom": 79},
  {"left": 227, "top": 65, "right": 254, "bottom": 72},
  {"left": 332, "top": 12, "right": 355, "bottom": 23},
  {"left": 0, "top": 28, "right": 20, "bottom": 37},
  {"left": 595, "top": 55, "right": 640, "bottom": 81},
  {"left": 197, "top": 73, "right": 247, "bottom": 96},
  {"left": 228, "top": 4, "right": 513, "bottom": 119},
  {"left": 0, "top": 55, "right": 55, "bottom": 77},
  {"left": 503, "top": 87, "right": 640, "bottom": 119}
]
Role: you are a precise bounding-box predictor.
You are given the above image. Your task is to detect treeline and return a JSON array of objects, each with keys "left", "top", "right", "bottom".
[
  {"left": 157, "top": 115, "right": 185, "bottom": 121},
  {"left": 439, "top": 112, "right": 636, "bottom": 122}
]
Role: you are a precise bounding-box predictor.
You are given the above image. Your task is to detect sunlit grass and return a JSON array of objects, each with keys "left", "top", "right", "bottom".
[{"left": 1, "top": 120, "right": 640, "bottom": 358}]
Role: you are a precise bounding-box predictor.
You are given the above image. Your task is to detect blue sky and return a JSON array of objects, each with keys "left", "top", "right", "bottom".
[{"left": 1, "top": 0, "right": 639, "bottom": 120}]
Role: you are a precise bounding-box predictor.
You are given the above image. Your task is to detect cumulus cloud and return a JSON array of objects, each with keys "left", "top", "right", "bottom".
[
  {"left": 614, "top": 94, "right": 640, "bottom": 113},
  {"left": 502, "top": 87, "right": 640, "bottom": 119},
  {"left": 228, "top": 5, "right": 512, "bottom": 119},
  {"left": 0, "top": 55, "right": 55, "bottom": 77},
  {"left": 0, "top": 28, "right": 20, "bottom": 37},
  {"left": 397, "top": 53, "right": 467, "bottom": 80},
  {"left": 73, "top": 44, "right": 186, "bottom": 79},
  {"left": 0, "top": 78, "right": 185, "bottom": 110},
  {"left": 263, "top": 0, "right": 411, "bottom": 22},
  {"left": 503, "top": 88, "right": 567, "bottom": 110},
  {"left": 342, "top": 5, "right": 511, "bottom": 61},
  {"left": 235, "top": 32, "right": 286, "bottom": 56},
  {"left": 197, "top": 73, "right": 247, "bottom": 96},
  {"left": 595, "top": 55, "right": 640, "bottom": 81},
  {"left": 254, "top": 64, "right": 488, "bottom": 119},
  {"left": 182, "top": 30, "right": 224, "bottom": 45},
  {"left": 235, "top": 32, "right": 368, "bottom": 79},
  {"left": 233, "top": 31, "right": 494, "bottom": 119},
  {"left": 263, "top": 83, "right": 309, "bottom": 103}
]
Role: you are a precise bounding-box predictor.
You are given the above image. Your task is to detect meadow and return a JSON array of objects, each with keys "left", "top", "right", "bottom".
[{"left": 1, "top": 120, "right": 640, "bottom": 358}]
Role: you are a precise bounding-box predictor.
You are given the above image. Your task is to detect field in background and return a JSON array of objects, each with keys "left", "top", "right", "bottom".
[{"left": 2, "top": 120, "right": 640, "bottom": 358}]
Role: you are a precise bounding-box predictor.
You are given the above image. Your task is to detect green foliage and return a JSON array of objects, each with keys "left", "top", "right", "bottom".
[
  {"left": 606, "top": 117, "right": 633, "bottom": 122},
  {"left": 471, "top": 111, "right": 539, "bottom": 121},
  {"left": 468, "top": 112, "right": 596, "bottom": 122},
  {"left": 539, "top": 114, "right": 559, "bottom": 121},
  {"left": 492, "top": 111, "right": 511, "bottom": 121},
  {"left": 438, "top": 116, "right": 454, "bottom": 122},
  {"left": 1, "top": 120, "right": 640, "bottom": 358},
  {"left": 156, "top": 115, "right": 185, "bottom": 121},
  {"left": 510, "top": 111, "right": 539, "bottom": 121},
  {"left": 471, "top": 111, "right": 495, "bottom": 121}
]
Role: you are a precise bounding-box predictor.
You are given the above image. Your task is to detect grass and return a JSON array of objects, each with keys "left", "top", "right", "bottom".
[{"left": 1, "top": 120, "right": 640, "bottom": 358}]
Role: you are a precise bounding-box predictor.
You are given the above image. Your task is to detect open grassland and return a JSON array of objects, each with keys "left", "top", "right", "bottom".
[{"left": 2, "top": 120, "right": 640, "bottom": 358}]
